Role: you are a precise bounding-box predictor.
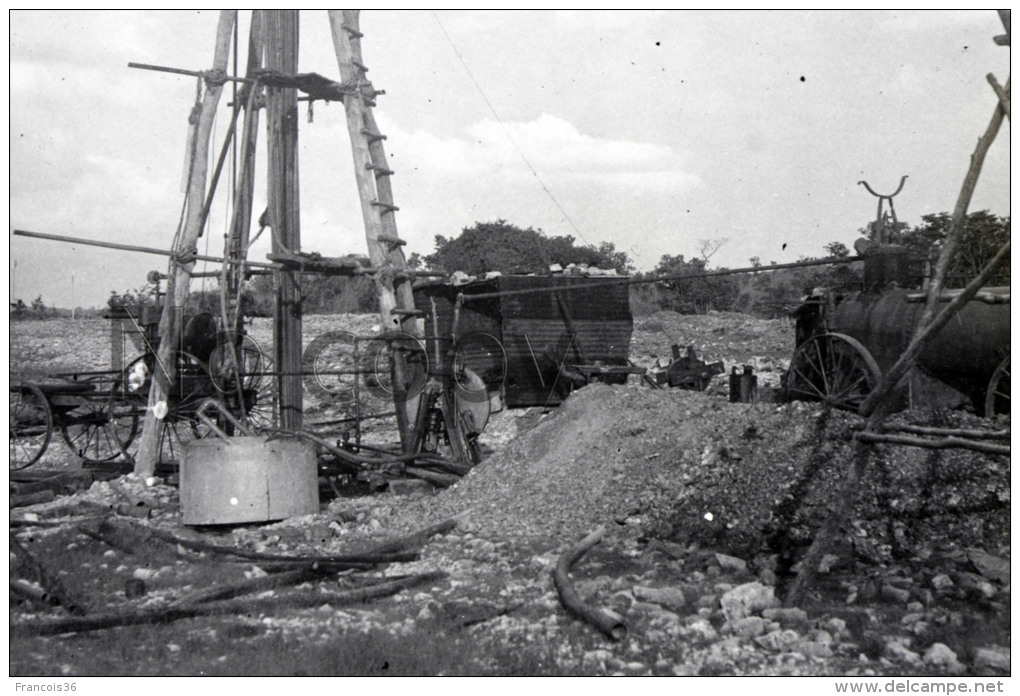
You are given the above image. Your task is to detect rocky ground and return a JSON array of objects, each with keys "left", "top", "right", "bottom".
[{"left": 9, "top": 312, "right": 1011, "bottom": 676}]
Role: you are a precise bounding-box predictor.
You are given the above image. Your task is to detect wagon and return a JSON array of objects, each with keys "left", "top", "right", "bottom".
[{"left": 9, "top": 311, "right": 274, "bottom": 470}]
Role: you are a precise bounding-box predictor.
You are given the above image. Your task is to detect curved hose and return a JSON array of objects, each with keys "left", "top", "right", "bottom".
[{"left": 553, "top": 526, "right": 627, "bottom": 641}]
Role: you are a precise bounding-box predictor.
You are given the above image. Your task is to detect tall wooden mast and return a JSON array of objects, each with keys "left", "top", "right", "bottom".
[{"left": 264, "top": 10, "right": 304, "bottom": 431}]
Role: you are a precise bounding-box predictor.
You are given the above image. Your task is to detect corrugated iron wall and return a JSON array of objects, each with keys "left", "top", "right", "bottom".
[{"left": 414, "top": 276, "right": 633, "bottom": 407}]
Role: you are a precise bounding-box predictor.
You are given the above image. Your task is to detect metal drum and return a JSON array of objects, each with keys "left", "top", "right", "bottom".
[
  {"left": 180, "top": 436, "right": 319, "bottom": 525},
  {"left": 829, "top": 287, "right": 1010, "bottom": 406}
]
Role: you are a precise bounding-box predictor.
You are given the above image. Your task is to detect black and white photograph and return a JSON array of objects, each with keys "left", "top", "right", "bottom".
[{"left": 8, "top": 10, "right": 1011, "bottom": 686}]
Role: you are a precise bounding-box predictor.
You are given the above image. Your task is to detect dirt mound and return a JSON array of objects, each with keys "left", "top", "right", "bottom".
[{"left": 413, "top": 383, "right": 1009, "bottom": 561}]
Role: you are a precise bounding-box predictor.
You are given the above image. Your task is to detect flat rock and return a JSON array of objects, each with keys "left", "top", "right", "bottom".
[
  {"left": 880, "top": 584, "right": 911, "bottom": 604},
  {"left": 884, "top": 640, "right": 921, "bottom": 664},
  {"left": 967, "top": 548, "right": 1010, "bottom": 584},
  {"left": 633, "top": 585, "right": 686, "bottom": 611},
  {"left": 683, "top": 617, "right": 719, "bottom": 641},
  {"left": 762, "top": 607, "right": 808, "bottom": 625},
  {"left": 824, "top": 617, "right": 848, "bottom": 636},
  {"left": 923, "top": 643, "right": 964, "bottom": 673},
  {"left": 714, "top": 553, "right": 747, "bottom": 572},
  {"left": 798, "top": 640, "right": 834, "bottom": 658},
  {"left": 730, "top": 616, "right": 767, "bottom": 638},
  {"left": 754, "top": 628, "right": 800, "bottom": 653},
  {"left": 719, "top": 582, "right": 780, "bottom": 623},
  {"left": 973, "top": 646, "right": 1010, "bottom": 672}
]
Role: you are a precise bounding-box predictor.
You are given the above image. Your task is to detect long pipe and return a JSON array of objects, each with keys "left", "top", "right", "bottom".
[
  {"left": 12, "top": 228, "right": 278, "bottom": 269},
  {"left": 458, "top": 254, "right": 864, "bottom": 303},
  {"left": 12, "top": 228, "right": 442, "bottom": 277}
]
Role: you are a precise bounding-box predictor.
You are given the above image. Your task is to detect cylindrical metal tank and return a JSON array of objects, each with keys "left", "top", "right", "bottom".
[
  {"left": 181, "top": 436, "right": 319, "bottom": 525},
  {"left": 828, "top": 287, "right": 1010, "bottom": 404}
]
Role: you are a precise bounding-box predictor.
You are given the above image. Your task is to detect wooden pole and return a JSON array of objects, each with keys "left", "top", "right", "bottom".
[
  {"left": 860, "top": 79, "right": 1010, "bottom": 417},
  {"left": 788, "top": 36, "right": 1010, "bottom": 604},
  {"left": 264, "top": 10, "right": 303, "bottom": 431},
  {"left": 221, "top": 12, "right": 265, "bottom": 335},
  {"left": 133, "top": 11, "right": 235, "bottom": 477}
]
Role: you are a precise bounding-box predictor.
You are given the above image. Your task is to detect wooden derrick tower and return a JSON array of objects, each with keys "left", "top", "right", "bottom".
[{"left": 133, "top": 10, "right": 421, "bottom": 476}]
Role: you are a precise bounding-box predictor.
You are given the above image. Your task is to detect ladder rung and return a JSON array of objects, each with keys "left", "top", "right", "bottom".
[
  {"left": 361, "top": 129, "right": 387, "bottom": 143},
  {"left": 371, "top": 200, "right": 400, "bottom": 213},
  {"left": 341, "top": 24, "right": 364, "bottom": 39},
  {"left": 366, "top": 163, "right": 395, "bottom": 177},
  {"left": 353, "top": 61, "right": 369, "bottom": 73},
  {"left": 377, "top": 235, "right": 406, "bottom": 246},
  {"left": 390, "top": 308, "right": 423, "bottom": 317}
]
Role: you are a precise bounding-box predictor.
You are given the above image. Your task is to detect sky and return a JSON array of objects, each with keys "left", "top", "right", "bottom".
[{"left": 8, "top": 10, "right": 1012, "bottom": 309}]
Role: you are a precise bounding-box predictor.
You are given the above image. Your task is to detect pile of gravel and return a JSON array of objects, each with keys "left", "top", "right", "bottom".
[{"left": 401, "top": 383, "right": 1009, "bottom": 560}]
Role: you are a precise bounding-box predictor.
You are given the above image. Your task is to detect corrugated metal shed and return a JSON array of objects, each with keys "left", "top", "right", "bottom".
[{"left": 414, "top": 275, "right": 633, "bottom": 407}]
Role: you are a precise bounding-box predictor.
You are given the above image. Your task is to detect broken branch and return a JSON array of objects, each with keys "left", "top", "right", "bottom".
[
  {"left": 15, "top": 571, "right": 447, "bottom": 636},
  {"left": 987, "top": 73, "right": 1011, "bottom": 120},
  {"left": 137, "top": 522, "right": 417, "bottom": 566},
  {"left": 10, "top": 533, "right": 86, "bottom": 615},
  {"left": 856, "top": 431, "right": 1010, "bottom": 456},
  {"left": 878, "top": 424, "right": 1009, "bottom": 440},
  {"left": 169, "top": 568, "right": 325, "bottom": 608},
  {"left": 365, "top": 511, "right": 470, "bottom": 555}
]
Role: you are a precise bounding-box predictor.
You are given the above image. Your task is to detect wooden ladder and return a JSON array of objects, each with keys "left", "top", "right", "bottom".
[
  {"left": 328, "top": 10, "right": 421, "bottom": 333},
  {"left": 329, "top": 10, "right": 423, "bottom": 448}
]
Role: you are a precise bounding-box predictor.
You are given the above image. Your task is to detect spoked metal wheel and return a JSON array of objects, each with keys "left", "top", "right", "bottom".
[
  {"left": 60, "top": 377, "right": 139, "bottom": 463},
  {"left": 784, "top": 332, "right": 881, "bottom": 412},
  {"left": 115, "top": 352, "right": 214, "bottom": 465},
  {"left": 10, "top": 382, "right": 53, "bottom": 470},
  {"left": 985, "top": 356, "right": 1010, "bottom": 417},
  {"left": 209, "top": 334, "right": 276, "bottom": 433}
]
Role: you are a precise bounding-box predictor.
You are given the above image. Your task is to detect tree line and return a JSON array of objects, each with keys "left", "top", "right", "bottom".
[{"left": 19, "top": 210, "right": 1001, "bottom": 322}]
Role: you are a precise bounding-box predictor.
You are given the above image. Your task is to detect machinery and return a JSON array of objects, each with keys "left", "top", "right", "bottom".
[{"left": 784, "top": 243, "right": 1010, "bottom": 416}]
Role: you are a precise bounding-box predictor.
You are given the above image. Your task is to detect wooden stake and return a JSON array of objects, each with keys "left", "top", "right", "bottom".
[{"left": 860, "top": 77, "right": 1010, "bottom": 417}]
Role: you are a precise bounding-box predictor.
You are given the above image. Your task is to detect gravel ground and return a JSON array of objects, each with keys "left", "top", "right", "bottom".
[{"left": 9, "top": 312, "right": 1011, "bottom": 677}]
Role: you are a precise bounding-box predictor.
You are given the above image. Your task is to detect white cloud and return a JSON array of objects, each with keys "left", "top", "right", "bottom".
[{"left": 387, "top": 112, "right": 698, "bottom": 195}]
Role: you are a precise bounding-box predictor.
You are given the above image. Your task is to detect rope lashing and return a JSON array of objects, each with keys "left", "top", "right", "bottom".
[
  {"left": 200, "top": 68, "right": 229, "bottom": 88},
  {"left": 254, "top": 68, "right": 382, "bottom": 103},
  {"left": 173, "top": 246, "right": 198, "bottom": 266}
]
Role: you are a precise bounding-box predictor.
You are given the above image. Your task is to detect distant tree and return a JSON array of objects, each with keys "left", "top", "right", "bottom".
[
  {"left": 643, "top": 253, "right": 738, "bottom": 314},
  {"left": 424, "top": 220, "right": 633, "bottom": 275},
  {"left": 823, "top": 241, "right": 851, "bottom": 258},
  {"left": 696, "top": 237, "right": 730, "bottom": 262},
  {"left": 243, "top": 270, "right": 376, "bottom": 317},
  {"left": 898, "top": 211, "right": 1009, "bottom": 287},
  {"left": 107, "top": 284, "right": 158, "bottom": 312}
]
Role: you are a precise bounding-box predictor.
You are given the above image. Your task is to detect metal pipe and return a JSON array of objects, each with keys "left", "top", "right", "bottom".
[
  {"left": 12, "top": 229, "right": 438, "bottom": 279},
  {"left": 458, "top": 255, "right": 864, "bottom": 303},
  {"left": 12, "top": 229, "right": 279, "bottom": 269},
  {"left": 128, "top": 61, "right": 254, "bottom": 85}
]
